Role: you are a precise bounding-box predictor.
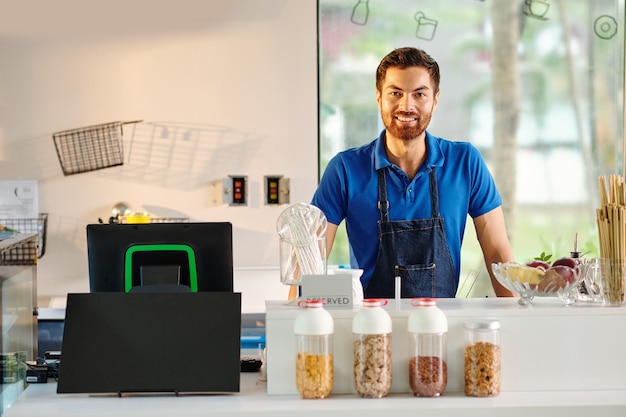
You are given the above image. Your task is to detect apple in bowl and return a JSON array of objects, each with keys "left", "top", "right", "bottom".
[
  {"left": 537, "top": 263, "right": 578, "bottom": 293},
  {"left": 525, "top": 260, "right": 550, "bottom": 271},
  {"left": 551, "top": 256, "right": 580, "bottom": 273}
]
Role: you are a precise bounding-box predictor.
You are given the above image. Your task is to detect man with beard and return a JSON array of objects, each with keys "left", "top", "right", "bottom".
[{"left": 311, "top": 47, "right": 514, "bottom": 298}]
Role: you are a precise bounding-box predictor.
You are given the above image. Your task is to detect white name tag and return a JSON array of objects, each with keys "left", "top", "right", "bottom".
[{"left": 300, "top": 274, "right": 353, "bottom": 309}]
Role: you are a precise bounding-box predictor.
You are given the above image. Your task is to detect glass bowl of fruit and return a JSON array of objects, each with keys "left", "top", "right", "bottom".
[{"left": 491, "top": 258, "right": 583, "bottom": 305}]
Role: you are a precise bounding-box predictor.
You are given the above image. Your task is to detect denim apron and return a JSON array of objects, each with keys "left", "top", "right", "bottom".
[{"left": 363, "top": 167, "right": 457, "bottom": 298}]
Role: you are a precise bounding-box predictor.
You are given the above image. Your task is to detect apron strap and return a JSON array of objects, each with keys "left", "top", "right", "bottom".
[
  {"left": 377, "top": 166, "right": 440, "bottom": 220},
  {"left": 377, "top": 169, "right": 390, "bottom": 222},
  {"left": 428, "top": 167, "right": 439, "bottom": 217}
]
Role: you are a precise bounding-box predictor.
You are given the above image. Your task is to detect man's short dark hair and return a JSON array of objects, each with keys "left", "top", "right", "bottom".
[{"left": 376, "top": 47, "right": 440, "bottom": 93}]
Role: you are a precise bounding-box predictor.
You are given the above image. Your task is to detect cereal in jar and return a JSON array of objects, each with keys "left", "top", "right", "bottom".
[
  {"left": 296, "top": 351, "right": 334, "bottom": 399},
  {"left": 463, "top": 320, "right": 501, "bottom": 397},
  {"left": 353, "top": 333, "right": 392, "bottom": 397}
]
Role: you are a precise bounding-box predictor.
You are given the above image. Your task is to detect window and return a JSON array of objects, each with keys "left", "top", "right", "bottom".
[{"left": 318, "top": 0, "right": 624, "bottom": 295}]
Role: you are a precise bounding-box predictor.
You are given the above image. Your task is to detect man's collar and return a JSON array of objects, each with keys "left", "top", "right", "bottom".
[
  {"left": 374, "top": 130, "right": 390, "bottom": 170},
  {"left": 374, "top": 130, "right": 444, "bottom": 171},
  {"left": 424, "top": 131, "right": 444, "bottom": 168}
]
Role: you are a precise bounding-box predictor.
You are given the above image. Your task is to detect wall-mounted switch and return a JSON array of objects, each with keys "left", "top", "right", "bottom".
[
  {"left": 228, "top": 175, "right": 248, "bottom": 206},
  {"left": 264, "top": 175, "right": 290, "bottom": 205}
]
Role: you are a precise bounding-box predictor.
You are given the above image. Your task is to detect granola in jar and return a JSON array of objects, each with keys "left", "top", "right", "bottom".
[
  {"left": 464, "top": 341, "right": 501, "bottom": 397},
  {"left": 353, "top": 333, "right": 392, "bottom": 398}
]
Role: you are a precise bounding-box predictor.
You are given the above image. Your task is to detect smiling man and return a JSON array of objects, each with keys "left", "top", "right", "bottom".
[{"left": 311, "top": 47, "right": 514, "bottom": 298}]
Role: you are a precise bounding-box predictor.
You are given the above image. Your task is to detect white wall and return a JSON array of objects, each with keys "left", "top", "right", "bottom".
[{"left": 0, "top": 0, "right": 317, "bottom": 312}]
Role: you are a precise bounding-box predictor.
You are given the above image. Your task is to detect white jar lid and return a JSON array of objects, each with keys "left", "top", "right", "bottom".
[
  {"left": 464, "top": 319, "right": 500, "bottom": 330},
  {"left": 407, "top": 297, "right": 448, "bottom": 334},
  {"left": 294, "top": 299, "right": 334, "bottom": 335},
  {"left": 352, "top": 299, "right": 392, "bottom": 334}
]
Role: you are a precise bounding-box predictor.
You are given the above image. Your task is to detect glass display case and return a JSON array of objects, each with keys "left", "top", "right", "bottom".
[{"left": 0, "top": 233, "right": 38, "bottom": 415}]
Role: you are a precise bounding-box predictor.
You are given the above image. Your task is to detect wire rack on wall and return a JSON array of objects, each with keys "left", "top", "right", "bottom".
[
  {"left": 52, "top": 120, "right": 142, "bottom": 175},
  {"left": 0, "top": 213, "right": 48, "bottom": 258},
  {"left": 91, "top": 121, "right": 265, "bottom": 190}
]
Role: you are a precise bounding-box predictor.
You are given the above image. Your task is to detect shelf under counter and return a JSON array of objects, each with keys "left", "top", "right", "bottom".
[{"left": 4, "top": 373, "right": 626, "bottom": 417}]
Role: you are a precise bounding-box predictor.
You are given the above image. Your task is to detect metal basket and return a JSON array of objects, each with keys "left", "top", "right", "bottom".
[
  {"left": 0, "top": 234, "right": 38, "bottom": 265},
  {"left": 0, "top": 213, "right": 48, "bottom": 258},
  {"left": 52, "top": 120, "right": 141, "bottom": 175}
]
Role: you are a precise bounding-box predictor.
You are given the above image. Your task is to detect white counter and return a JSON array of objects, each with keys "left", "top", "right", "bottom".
[
  {"left": 5, "top": 297, "right": 626, "bottom": 416},
  {"left": 265, "top": 297, "right": 626, "bottom": 395},
  {"left": 5, "top": 373, "right": 626, "bottom": 417}
]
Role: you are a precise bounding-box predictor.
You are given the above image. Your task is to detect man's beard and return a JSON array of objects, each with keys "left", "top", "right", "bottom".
[{"left": 383, "top": 111, "right": 432, "bottom": 141}]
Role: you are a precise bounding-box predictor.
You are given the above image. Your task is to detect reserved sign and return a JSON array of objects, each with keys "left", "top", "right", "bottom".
[{"left": 300, "top": 274, "right": 353, "bottom": 309}]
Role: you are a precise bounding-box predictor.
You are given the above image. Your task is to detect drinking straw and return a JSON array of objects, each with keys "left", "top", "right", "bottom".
[
  {"left": 596, "top": 175, "right": 626, "bottom": 304},
  {"left": 277, "top": 203, "right": 327, "bottom": 284},
  {"left": 289, "top": 207, "right": 325, "bottom": 275}
]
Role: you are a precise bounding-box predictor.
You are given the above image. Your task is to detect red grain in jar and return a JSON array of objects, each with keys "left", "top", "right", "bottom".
[{"left": 407, "top": 298, "right": 448, "bottom": 397}]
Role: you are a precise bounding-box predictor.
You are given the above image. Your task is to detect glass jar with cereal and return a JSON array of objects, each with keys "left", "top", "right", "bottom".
[
  {"left": 463, "top": 320, "right": 501, "bottom": 397},
  {"left": 294, "top": 299, "right": 334, "bottom": 399},
  {"left": 352, "top": 298, "right": 393, "bottom": 398},
  {"left": 407, "top": 297, "right": 448, "bottom": 397}
]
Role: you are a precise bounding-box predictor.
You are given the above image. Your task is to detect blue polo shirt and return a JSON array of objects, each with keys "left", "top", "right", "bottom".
[{"left": 311, "top": 130, "right": 502, "bottom": 287}]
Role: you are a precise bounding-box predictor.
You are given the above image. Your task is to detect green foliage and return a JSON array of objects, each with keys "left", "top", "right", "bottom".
[{"left": 533, "top": 251, "right": 552, "bottom": 263}]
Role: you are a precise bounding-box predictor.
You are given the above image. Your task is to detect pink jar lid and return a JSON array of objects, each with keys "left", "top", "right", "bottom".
[
  {"left": 411, "top": 297, "right": 437, "bottom": 307},
  {"left": 362, "top": 298, "right": 388, "bottom": 308}
]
